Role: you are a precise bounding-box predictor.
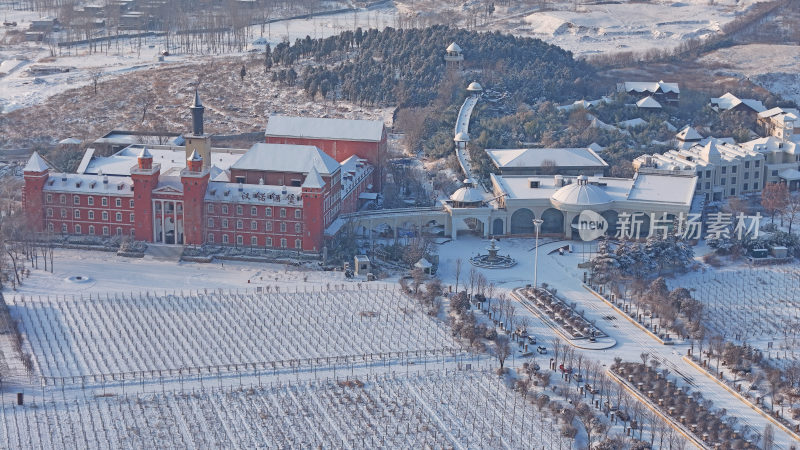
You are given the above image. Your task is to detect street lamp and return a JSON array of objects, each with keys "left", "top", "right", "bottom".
[{"left": 532, "top": 218, "right": 544, "bottom": 289}]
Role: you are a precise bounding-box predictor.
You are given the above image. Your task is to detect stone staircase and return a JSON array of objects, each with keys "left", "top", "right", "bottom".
[{"left": 145, "top": 244, "right": 185, "bottom": 261}]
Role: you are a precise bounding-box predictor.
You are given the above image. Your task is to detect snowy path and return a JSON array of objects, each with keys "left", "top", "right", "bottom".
[{"left": 453, "top": 95, "right": 479, "bottom": 184}]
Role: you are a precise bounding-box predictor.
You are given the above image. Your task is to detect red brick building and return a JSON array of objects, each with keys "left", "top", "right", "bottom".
[
  {"left": 264, "top": 114, "right": 386, "bottom": 190},
  {"left": 23, "top": 96, "right": 378, "bottom": 253}
]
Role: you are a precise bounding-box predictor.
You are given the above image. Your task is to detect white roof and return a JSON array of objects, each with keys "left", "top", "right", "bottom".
[
  {"left": 301, "top": 166, "right": 325, "bottom": 189},
  {"left": 618, "top": 118, "right": 647, "bottom": 129},
  {"left": 676, "top": 126, "right": 702, "bottom": 141},
  {"left": 24, "top": 151, "right": 50, "bottom": 172},
  {"left": 265, "top": 115, "right": 384, "bottom": 142},
  {"left": 627, "top": 173, "right": 696, "bottom": 204},
  {"left": 741, "top": 136, "right": 798, "bottom": 155},
  {"left": 467, "top": 81, "right": 482, "bottom": 91},
  {"left": 446, "top": 42, "right": 462, "bottom": 53},
  {"left": 139, "top": 147, "right": 152, "bottom": 158},
  {"left": 59, "top": 137, "right": 82, "bottom": 145},
  {"left": 487, "top": 147, "right": 608, "bottom": 169},
  {"left": 551, "top": 181, "right": 613, "bottom": 207},
  {"left": 232, "top": 143, "right": 339, "bottom": 175},
  {"left": 209, "top": 165, "right": 230, "bottom": 182},
  {"left": 624, "top": 80, "right": 679, "bottom": 94},
  {"left": 636, "top": 96, "right": 662, "bottom": 109},
  {"left": 699, "top": 140, "right": 722, "bottom": 163},
  {"left": 779, "top": 169, "right": 800, "bottom": 181},
  {"left": 43, "top": 173, "right": 134, "bottom": 196},
  {"left": 415, "top": 258, "right": 433, "bottom": 269},
  {"left": 84, "top": 146, "right": 241, "bottom": 176},
  {"left": 188, "top": 149, "right": 202, "bottom": 161},
  {"left": 454, "top": 131, "right": 470, "bottom": 142},
  {"left": 450, "top": 186, "right": 485, "bottom": 204},
  {"left": 205, "top": 182, "right": 303, "bottom": 206},
  {"left": 710, "top": 92, "right": 766, "bottom": 113},
  {"left": 758, "top": 107, "right": 800, "bottom": 119}
]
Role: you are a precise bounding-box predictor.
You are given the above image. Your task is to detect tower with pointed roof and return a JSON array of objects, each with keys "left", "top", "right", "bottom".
[
  {"left": 23, "top": 151, "right": 50, "bottom": 232},
  {"left": 181, "top": 148, "right": 210, "bottom": 245},
  {"left": 185, "top": 89, "right": 211, "bottom": 171},
  {"left": 131, "top": 145, "right": 161, "bottom": 241}
]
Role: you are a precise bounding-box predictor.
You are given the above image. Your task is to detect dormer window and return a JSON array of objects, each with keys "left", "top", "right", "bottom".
[{"left": 529, "top": 181, "right": 540, "bottom": 188}]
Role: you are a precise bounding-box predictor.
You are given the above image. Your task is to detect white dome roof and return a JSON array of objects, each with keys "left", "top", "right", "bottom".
[
  {"left": 450, "top": 186, "right": 484, "bottom": 204},
  {"left": 454, "top": 131, "right": 470, "bottom": 142},
  {"left": 446, "top": 42, "right": 462, "bottom": 53},
  {"left": 467, "top": 81, "right": 483, "bottom": 91},
  {"left": 551, "top": 179, "right": 612, "bottom": 207}
]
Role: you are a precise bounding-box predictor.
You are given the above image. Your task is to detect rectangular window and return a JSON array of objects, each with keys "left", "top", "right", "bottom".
[
  {"left": 115, "top": 198, "right": 121, "bottom": 207},
  {"left": 745, "top": 161, "right": 750, "bottom": 169},
  {"left": 208, "top": 204, "right": 214, "bottom": 213},
  {"left": 236, "top": 205, "right": 243, "bottom": 215},
  {"left": 251, "top": 236, "right": 258, "bottom": 246},
  {"left": 208, "top": 233, "right": 215, "bottom": 243},
  {"left": 222, "top": 218, "right": 229, "bottom": 228},
  {"left": 61, "top": 209, "right": 67, "bottom": 218},
  {"left": 208, "top": 218, "right": 214, "bottom": 228},
  {"left": 130, "top": 229, "right": 135, "bottom": 237},
  {"left": 756, "top": 161, "right": 761, "bottom": 168},
  {"left": 744, "top": 183, "right": 749, "bottom": 191},
  {"left": 266, "top": 237, "right": 272, "bottom": 247},
  {"left": 46, "top": 208, "right": 53, "bottom": 217},
  {"left": 731, "top": 166, "right": 737, "bottom": 174},
  {"left": 88, "top": 196, "right": 94, "bottom": 206},
  {"left": 102, "top": 197, "right": 108, "bottom": 206},
  {"left": 116, "top": 212, "right": 122, "bottom": 221},
  {"left": 730, "top": 188, "right": 735, "bottom": 196},
  {"left": 251, "top": 206, "right": 257, "bottom": 216},
  {"left": 236, "top": 220, "right": 243, "bottom": 230},
  {"left": 74, "top": 210, "right": 80, "bottom": 219},
  {"left": 129, "top": 199, "right": 134, "bottom": 208},
  {"left": 705, "top": 170, "right": 711, "bottom": 178},
  {"left": 73, "top": 195, "right": 80, "bottom": 205},
  {"left": 89, "top": 225, "right": 95, "bottom": 235},
  {"left": 116, "top": 227, "right": 122, "bottom": 236},
  {"left": 222, "top": 205, "right": 228, "bottom": 214},
  {"left": 251, "top": 221, "right": 258, "bottom": 230},
  {"left": 130, "top": 213, "right": 135, "bottom": 222},
  {"left": 266, "top": 221, "right": 272, "bottom": 231},
  {"left": 295, "top": 239, "right": 301, "bottom": 249},
  {"left": 295, "top": 223, "right": 301, "bottom": 233},
  {"left": 61, "top": 224, "right": 67, "bottom": 233},
  {"left": 280, "top": 238, "right": 287, "bottom": 248},
  {"left": 60, "top": 194, "right": 66, "bottom": 204},
  {"left": 773, "top": 170, "right": 779, "bottom": 176},
  {"left": 744, "top": 172, "right": 749, "bottom": 179},
  {"left": 102, "top": 211, "right": 108, "bottom": 221},
  {"left": 88, "top": 211, "right": 94, "bottom": 220},
  {"left": 46, "top": 194, "right": 53, "bottom": 203},
  {"left": 705, "top": 182, "right": 710, "bottom": 189},
  {"left": 720, "top": 178, "right": 726, "bottom": 185},
  {"left": 75, "top": 224, "right": 81, "bottom": 234},
  {"left": 102, "top": 226, "right": 109, "bottom": 236},
  {"left": 754, "top": 182, "right": 759, "bottom": 190},
  {"left": 731, "top": 177, "right": 736, "bottom": 185},
  {"left": 294, "top": 210, "right": 301, "bottom": 219},
  {"left": 48, "top": 223, "right": 54, "bottom": 232},
  {"left": 721, "top": 167, "right": 726, "bottom": 174},
  {"left": 265, "top": 207, "right": 272, "bottom": 217},
  {"left": 236, "top": 235, "right": 243, "bottom": 245},
  {"left": 280, "top": 222, "right": 287, "bottom": 232},
  {"left": 280, "top": 208, "right": 286, "bottom": 218},
  {"left": 222, "top": 234, "right": 229, "bottom": 244}
]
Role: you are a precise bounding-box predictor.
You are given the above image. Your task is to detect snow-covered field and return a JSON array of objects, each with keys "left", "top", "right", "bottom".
[
  {"left": 699, "top": 43, "right": 800, "bottom": 104},
  {"left": 671, "top": 264, "right": 800, "bottom": 363},
  {"left": 0, "top": 370, "right": 568, "bottom": 449},
  {"left": 8, "top": 286, "right": 458, "bottom": 379}
]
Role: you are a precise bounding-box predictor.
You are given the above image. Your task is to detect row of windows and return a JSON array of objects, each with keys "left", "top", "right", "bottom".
[
  {"left": 47, "top": 222, "right": 133, "bottom": 237},
  {"left": 47, "top": 208, "right": 133, "bottom": 222},
  {"left": 207, "top": 234, "right": 301, "bottom": 249},
  {"left": 207, "top": 204, "right": 301, "bottom": 219},
  {"left": 696, "top": 181, "right": 759, "bottom": 192},
  {"left": 207, "top": 218, "right": 301, "bottom": 233},
  {"left": 46, "top": 194, "right": 132, "bottom": 208}
]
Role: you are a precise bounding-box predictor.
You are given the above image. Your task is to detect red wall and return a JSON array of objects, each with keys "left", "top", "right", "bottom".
[{"left": 181, "top": 173, "right": 210, "bottom": 245}]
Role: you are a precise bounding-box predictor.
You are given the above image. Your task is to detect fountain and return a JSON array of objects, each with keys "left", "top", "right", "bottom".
[{"left": 469, "top": 239, "right": 517, "bottom": 269}]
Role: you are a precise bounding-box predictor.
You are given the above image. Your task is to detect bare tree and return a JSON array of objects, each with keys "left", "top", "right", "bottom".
[
  {"left": 494, "top": 335, "right": 511, "bottom": 371},
  {"left": 762, "top": 423, "right": 774, "bottom": 450},
  {"left": 454, "top": 257, "right": 462, "bottom": 293}
]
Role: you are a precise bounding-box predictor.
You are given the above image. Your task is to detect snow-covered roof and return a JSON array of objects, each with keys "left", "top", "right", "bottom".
[
  {"left": 758, "top": 107, "right": 800, "bottom": 120},
  {"left": 617, "top": 118, "right": 647, "bottom": 129},
  {"left": 301, "top": 167, "right": 325, "bottom": 189},
  {"left": 340, "top": 155, "right": 373, "bottom": 200},
  {"left": 449, "top": 185, "right": 485, "bottom": 204},
  {"left": 43, "top": 173, "right": 134, "bottom": 196},
  {"left": 265, "top": 115, "right": 384, "bottom": 142},
  {"left": 779, "top": 169, "right": 800, "bottom": 181},
  {"left": 676, "top": 126, "right": 702, "bottom": 141},
  {"left": 205, "top": 182, "right": 303, "bottom": 206},
  {"left": 208, "top": 165, "right": 230, "bottom": 182},
  {"left": 83, "top": 145, "right": 242, "bottom": 176},
  {"left": 636, "top": 96, "right": 662, "bottom": 109},
  {"left": 231, "top": 143, "right": 339, "bottom": 175},
  {"left": 627, "top": 173, "right": 696, "bottom": 205},
  {"left": 699, "top": 140, "right": 722, "bottom": 163},
  {"left": 740, "top": 136, "right": 798, "bottom": 155},
  {"left": 446, "top": 42, "right": 462, "bottom": 53},
  {"left": 710, "top": 92, "right": 766, "bottom": 113},
  {"left": 623, "top": 80, "right": 679, "bottom": 94},
  {"left": 59, "top": 137, "right": 81, "bottom": 145},
  {"left": 188, "top": 149, "right": 202, "bottom": 161},
  {"left": 486, "top": 147, "right": 608, "bottom": 169},
  {"left": 415, "top": 258, "right": 433, "bottom": 269},
  {"left": 467, "top": 81, "right": 482, "bottom": 92},
  {"left": 139, "top": 147, "right": 152, "bottom": 158},
  {"left": 551, "top": 177, "right": 613, "bottom": 207},
  {"left": 24, "top": 151, "right": 50, "bottom": 172}
]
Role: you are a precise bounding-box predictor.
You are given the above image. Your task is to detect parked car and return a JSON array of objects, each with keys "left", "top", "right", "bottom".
[
  {"left": 527, "top": 335, "right": 537, "bottom": 345},
  {"left": 537, "top": 346, "right": 547, "bottom": 354},
  {"left": 585, "top": 384, "right": 599, "bottom": 394},
  {"left": 572, "top": 373, "right": 583, "bottom": 382}
]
